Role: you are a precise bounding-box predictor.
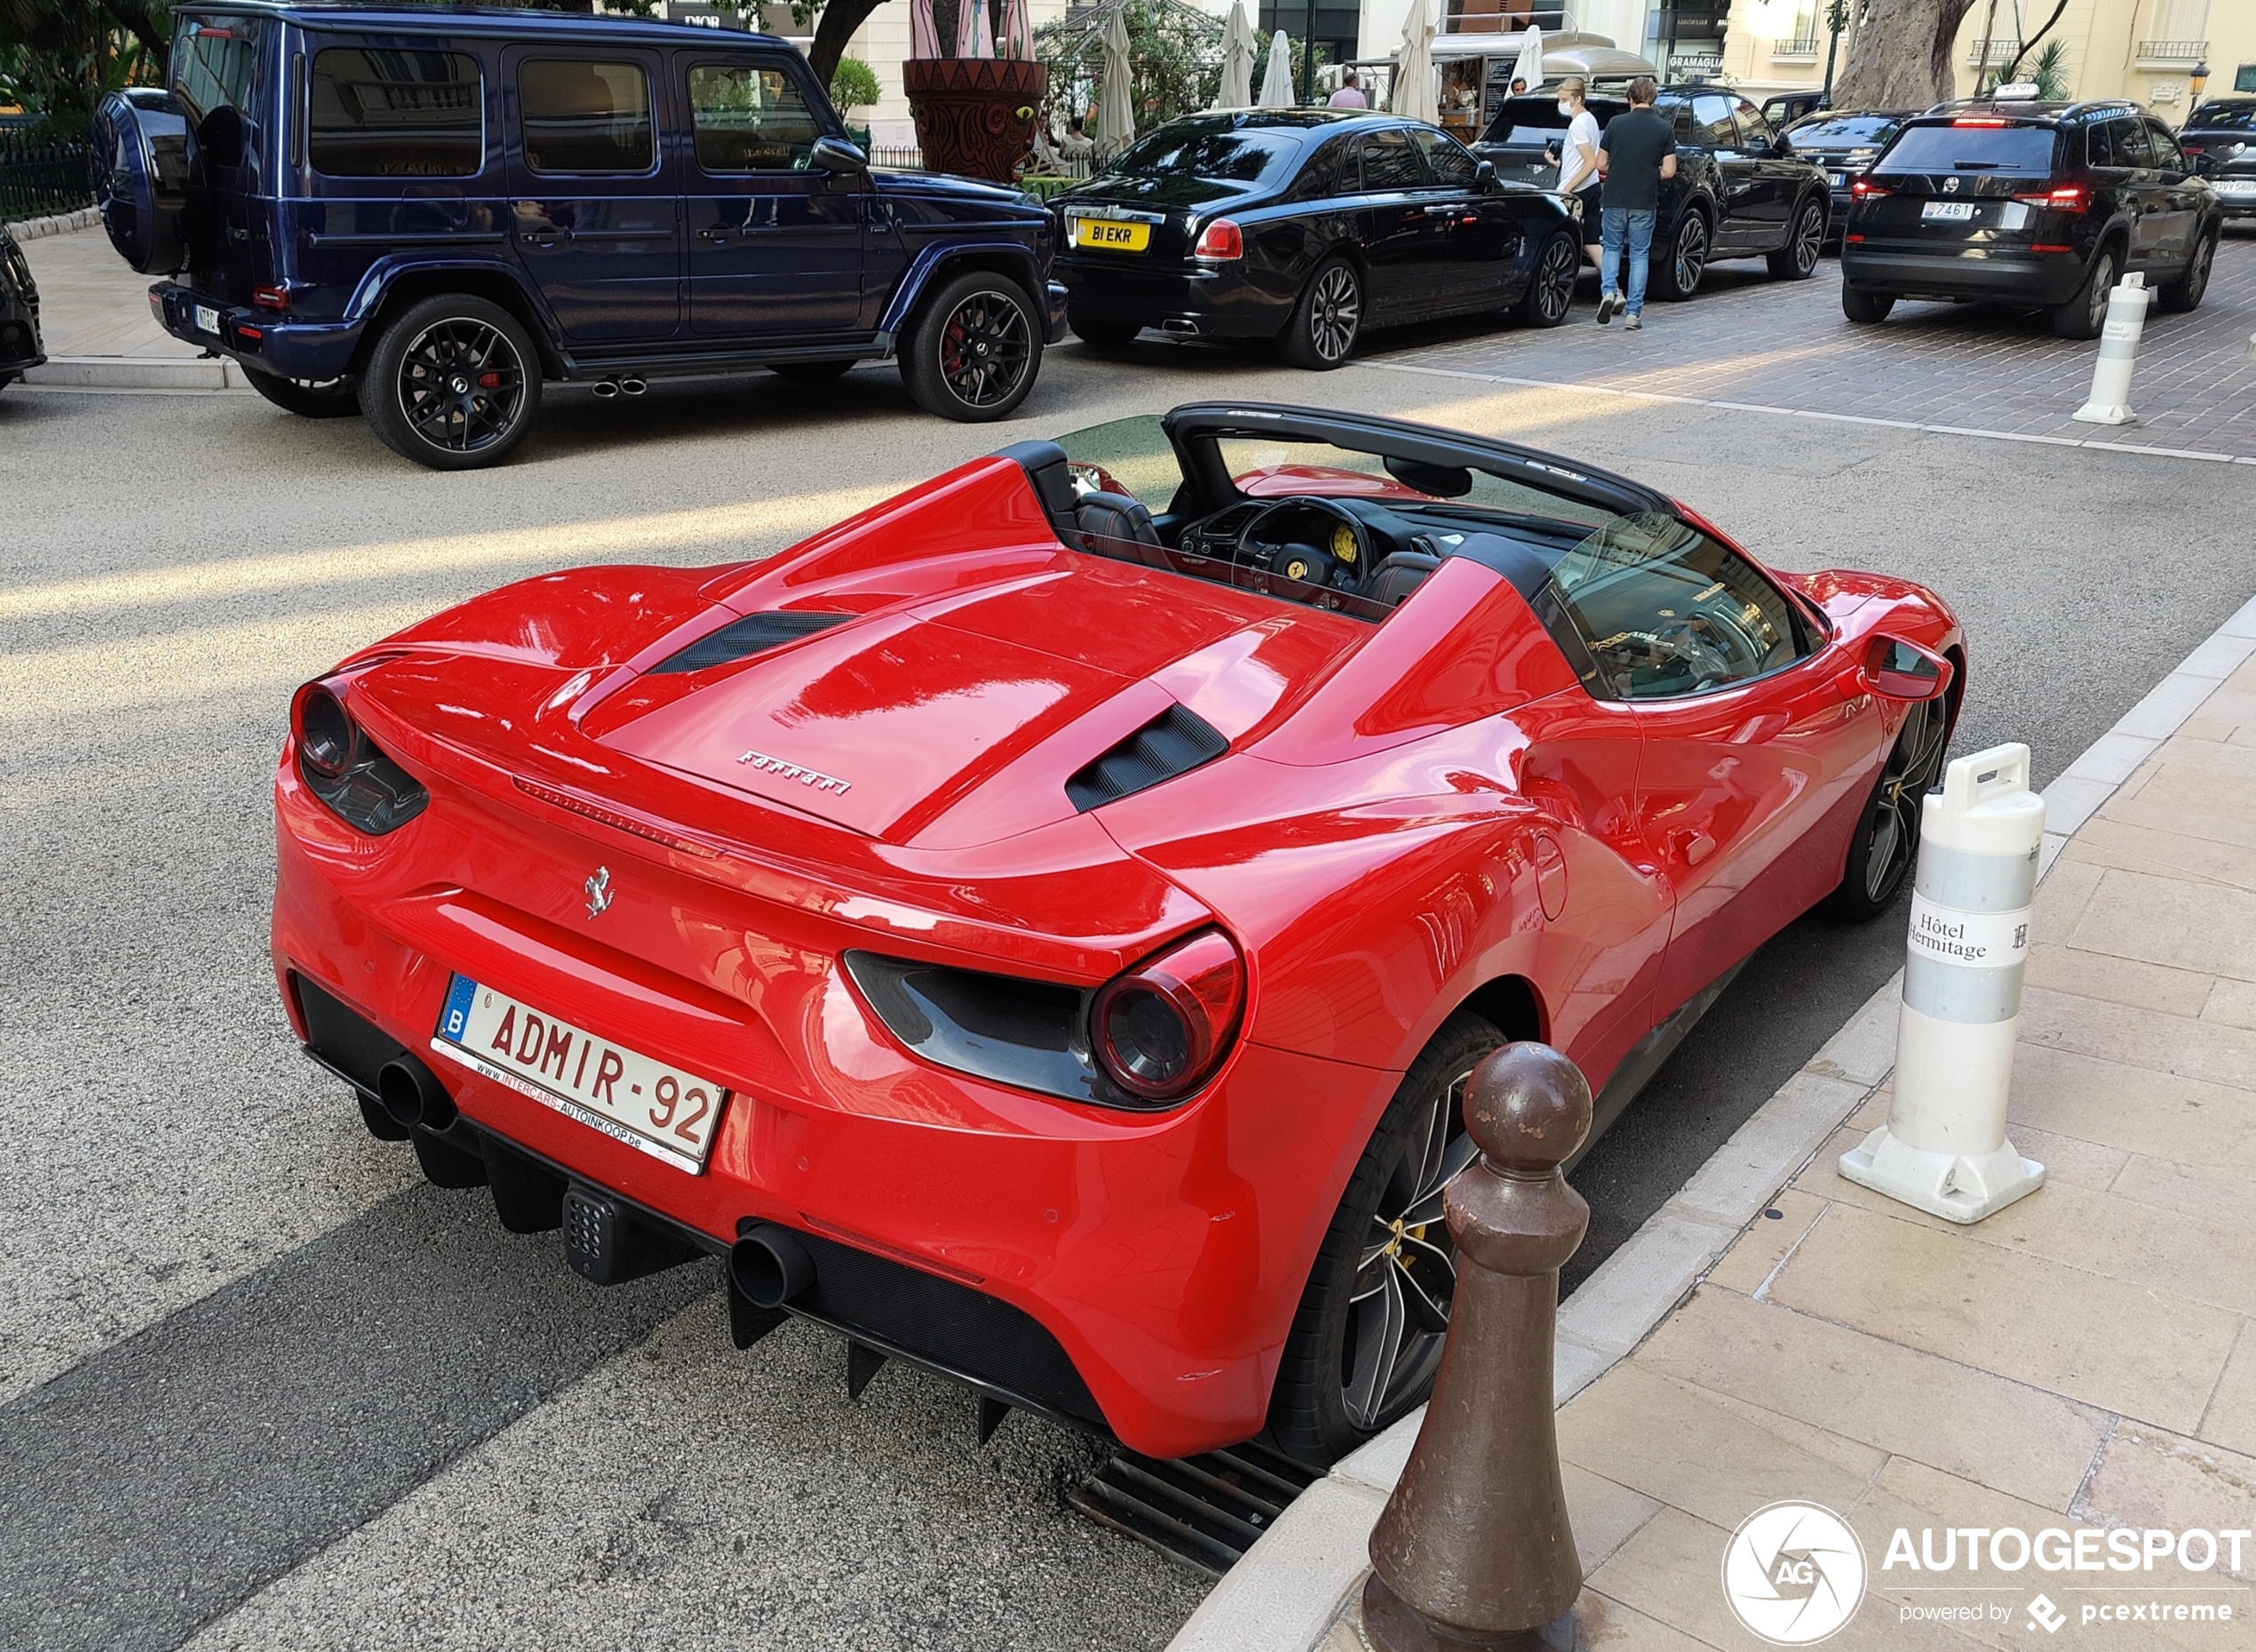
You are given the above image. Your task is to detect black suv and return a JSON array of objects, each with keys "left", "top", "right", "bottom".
[
  {"left": 2178, "top": 99, "right": 2256, "bottom": 220},
  {"left": 94, "top": 3, "right": 1064, "bottom": 468},
  {"left": 0, "top": 224, "right": 44, "bottom": 393},
  {"left": 1781, "top": 108, "right": 1911, "bottom": 242},
  {"left": 1840, "top": 98, "right": 2221, "bottom": 338},
  {"left": 1476, "top": 85, "right": 1833, "bottom": 300}
]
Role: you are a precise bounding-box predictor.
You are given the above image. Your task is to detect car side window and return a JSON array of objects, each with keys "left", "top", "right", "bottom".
[
  {"left": 1361, "top": 127, "right": 1430, "bottom": 190},
  {"left": 1732, "top": 98, "right": 1777, "bottom": 151},
  {"left": 687, "top": 60, "right": 822, "bottom": 173},
  {"left": 2117, "top": 117, "right": 2158, "bottom": 169},
  {"left": 1410, "top": 127, "right": 1479, "bottom": 186},
  {"left": 1288, "top": 137, "right": 1346, "bottom": 200},
  {"left": 2143, "top": 119, "right": 2185, "bottom": 172},
  {"left": 1544, "top": 513, "right": 1809, "bottom": 701},
  {"left": 1662, "top": 100, "right": 1699, "bottom": 145},
  {"left": 519, "top": 58, "right": 655, "bottom": 174},
  {"left": 309, "top": 48, "right": 483, "bottom": 178},
  {"left": 1693, "top": 95, "right": 1738, "bottom": 150}
]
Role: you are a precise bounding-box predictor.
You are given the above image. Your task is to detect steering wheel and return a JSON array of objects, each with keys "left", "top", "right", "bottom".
[
  {"left": 1646, "top": 611, "right": 1754, "bottom": 692},
  {"left": 1238, "top": 496, "right": 1370, "bottom": 593}
]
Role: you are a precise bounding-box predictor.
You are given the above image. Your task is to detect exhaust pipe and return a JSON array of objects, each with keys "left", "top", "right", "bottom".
[
  {"left": 1162, "top": 317, "right": 1201, "bottom": 335},
  {"left": 730, "top": 1222, "right": 815, "bottom": 1309},
  {"left": 618, "top": 377, "right": 647, "bottom": 396},
  {"left": 591, "top": 378, "right": 620, "bottom": 399},
  {"left": 377, "top": 1053, "right": 457, "bottom": 1132}
]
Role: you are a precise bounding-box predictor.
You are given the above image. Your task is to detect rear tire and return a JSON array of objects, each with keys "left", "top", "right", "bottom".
[
  {"left": 1277, "top": 256, "right": 1363, "bottom": 369},
  {"left": 1824, "top": 690, "right": 1954, "bottom": 920},
  {"left": 1266, "top": 1011, "right": 1505, "bottom": 1467},
  {"left": 900, "top": 269, "right": 1041, "bottom": 422},
  {"left": 1767, "top": 194, "right": 1827, "bottom": 280},
  {"left": 2157, "top": 229, "right": 2217, "bottom": 314},
  {"left": 1515, "top": 228, "right": 1580, "bottom": 327},
  {"left": 243, "top": 366, "right": 361, "bottom": 418},
  {"left": 1841, "top": 284, "right": 1895, "bottom": 323},
  {"left": 2051, "top": 243, "right": 2118, "bottom": 340},
  {"left": 769, "top": 358, "right": 855, "bottom": 383},
  {"left": 359, "top": 294, "right": 540, "bottom": 471},
  {"left": 1649, "top": 210, "right": 1710, "bottom": 302},
  {"left": 1069, "top": 310, "right": 1142, "bottom": 349}
]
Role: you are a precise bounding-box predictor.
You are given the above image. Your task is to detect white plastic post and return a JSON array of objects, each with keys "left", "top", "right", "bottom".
[
  {"left": 2071, "top": 272, "right": 2149, "bottom": 426},
  {"left": 1840, "top": 743, "right": 2046, "bottom": 1223}
]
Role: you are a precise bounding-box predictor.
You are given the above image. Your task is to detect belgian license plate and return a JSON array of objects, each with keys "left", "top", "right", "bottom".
[
  {"left": 194, "top": 303, "right": 221, "bottom": 334},
  {"left": 1076, "top": 217, "right": 1151, "bottom": 252},
  {"left": 431, "top": 974, "right": 728, "bottom": 1173},
  {"left": 1921, "top": 201, "right": 1976, "bottom": 222}
]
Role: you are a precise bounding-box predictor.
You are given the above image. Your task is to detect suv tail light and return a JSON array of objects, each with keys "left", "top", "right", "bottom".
[
  {"left": 1849, "top": 177, "right": 1890, "bottom": 199},
  {"left": 253, "top": 284, "right": 290, "bottom": 311},
  {"left": 291, "top": 679, "right": 428, "bottom": 835},
  {"left": 1192, "top": 218, "right": 1243, "bottom": 260},
  {"left": 1092, "top": 929, "right": 1245, "bottom": 1102},
  {"left": 2013, "top": 183, "right": 2090, "bottom": 213}
]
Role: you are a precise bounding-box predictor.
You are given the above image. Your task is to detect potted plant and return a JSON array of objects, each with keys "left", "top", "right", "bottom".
[{"left": 903, "top": 0, "right": 1047, "bottom": 184}]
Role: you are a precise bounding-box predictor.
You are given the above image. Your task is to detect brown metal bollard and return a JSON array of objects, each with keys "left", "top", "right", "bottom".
[{"left": 1362, "top": 1042, "right": 1594, "bottom": 1652}]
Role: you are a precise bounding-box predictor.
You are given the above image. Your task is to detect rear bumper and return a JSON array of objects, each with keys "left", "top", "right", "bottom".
[
  {"left": 1045, "top": 279, "right": 1069, "bottom": 344},
  {"left": 1839, "top": 244, "right": 2088, "bottom": 306},
  {"left": 151, "top": 281, "right": 367, "bottom": 382},
  {"left": 1056, "top": 257, "right": 1291, "bottom": 339}
]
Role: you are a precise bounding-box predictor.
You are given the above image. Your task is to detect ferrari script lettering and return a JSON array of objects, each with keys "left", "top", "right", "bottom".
[{"left": 736, "top": 750, "right": 851, "bottom": 795}]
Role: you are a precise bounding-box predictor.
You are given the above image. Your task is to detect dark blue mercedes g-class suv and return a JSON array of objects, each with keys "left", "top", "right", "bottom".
[{"left": 95, "top": 4, "right": 1064, "bottom": 468}]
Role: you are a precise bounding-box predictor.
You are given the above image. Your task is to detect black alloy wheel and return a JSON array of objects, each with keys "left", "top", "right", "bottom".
[
  {"left": 2158, "top": 230, "right": 2217, "bottom": 314},
  {"left": 361, "top": 294, "right": 540, "bottom": 471},
  {"left": 1652, "top": 210, "right": 1710, "bottom": 301},
  {"left": 2053, "top": 243, "right": 2119, "bottom": 341},
  {"left": 1769, "top": 195, "right": 1827, "bottom": 280},
  {"left": 1279, "top": 257, "right": 1362, "bottom": 370},
  {"left": 1516, "top": 228, "right": 1580, "bottom": 327},
  {"left": 243, "top": 367, "right": 361, "bottom": 418},
  {"left": 1267, "top": 1012, "right": 1504, "bottom": 1465},
  {"left": 902, "top": 269, "right": 1040, "bottom": 422},
  {"left": 1825, "top": 691, "right": 1952, "bottom": 919}
]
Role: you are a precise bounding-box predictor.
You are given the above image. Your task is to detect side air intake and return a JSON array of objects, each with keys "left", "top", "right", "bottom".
[
  {"left": 1065, "top": 705, "right": 1228, "bottom": 812},
  {"left": 648, "top": 611, "right": 851, "bottom": 674}
]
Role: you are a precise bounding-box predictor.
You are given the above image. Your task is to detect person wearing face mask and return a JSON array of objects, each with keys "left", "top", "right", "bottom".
[{"left": 1544, "top": 77, "right": 1602, "bottom": 275}]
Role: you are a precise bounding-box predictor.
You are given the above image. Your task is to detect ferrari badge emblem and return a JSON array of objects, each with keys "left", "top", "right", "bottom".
[{"left": 584, "top": 866, "right": 614, "bottom": 919}]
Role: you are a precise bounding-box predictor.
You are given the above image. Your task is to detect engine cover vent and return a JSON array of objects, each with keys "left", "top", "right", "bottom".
[
  {"left": 648, "top": 611, "right": 851, "bottom": 675},
  {"left": 1065, "top": 704, "right": 1227, "bottom": 812}
]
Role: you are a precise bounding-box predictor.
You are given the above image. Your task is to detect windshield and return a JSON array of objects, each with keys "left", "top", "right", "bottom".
[
  {"left": 1873, "top": 122, "right": 2057, "bottom": 174},
  {"left": 2188, "top": 103, "right": 2256, "bottom": 132},
  {"left": 1101, "top": 127, "right": 1301, "bottom": 184},
  {"left": 1788, "top": 115, "right": 1900, "bottom": 147}
]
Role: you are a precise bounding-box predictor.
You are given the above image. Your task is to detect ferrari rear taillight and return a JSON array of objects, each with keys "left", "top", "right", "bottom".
[
  {"left": 1092, "top": 929, "right": 1245, "bottom": 1102},
  {"left": 291, "top": 678, "right": 429, "bottom": 836},
  {"left": 1192, "top": 218, "right": 1243, "bottom": 260}
]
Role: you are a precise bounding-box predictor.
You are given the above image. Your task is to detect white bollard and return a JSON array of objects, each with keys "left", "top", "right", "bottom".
[
  {"left": 1839, "top": 743, "right": 2046, "bottom": 1223},
  {"left": 2071, "top": 271, "right": 2149, "bottom": 426}
]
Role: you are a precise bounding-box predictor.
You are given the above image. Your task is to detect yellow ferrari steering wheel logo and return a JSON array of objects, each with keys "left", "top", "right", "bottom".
[{"left": 1331, "top": 524, "right": 1358, "bottom": 564}]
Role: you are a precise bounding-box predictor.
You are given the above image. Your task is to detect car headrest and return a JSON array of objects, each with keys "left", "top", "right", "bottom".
[
  {"left": 1075, "top": 489, "right": 1163, "bottom": 552},
  {"left": 1366, "top": 551, "right": 1442, "bottom": 608}
]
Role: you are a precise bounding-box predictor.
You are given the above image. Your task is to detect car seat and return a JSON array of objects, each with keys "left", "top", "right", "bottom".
[{"left": 1075, "top": 491, "right": 1171, "bottom": 568}]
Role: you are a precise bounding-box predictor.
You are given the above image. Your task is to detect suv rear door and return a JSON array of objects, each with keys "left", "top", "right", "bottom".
[
  {"left": 1728, "top": 97, "right": 1799, "bottom": 248},
  {"left": 170, "top": 13, "right": 276, "bottom": 309},
  {"left": 2139, "top": 116, "right": 2201, "bottom": 267},
  {"left": 504, "top": 46, "right": 680, "bottom": 344},
  {"left": 676, "top": 50, "right": 866, "bottom": 340}
]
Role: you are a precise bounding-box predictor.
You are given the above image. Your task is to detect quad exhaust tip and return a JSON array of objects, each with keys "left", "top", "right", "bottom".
[
  {"left": 590, "top": 377, "right": 647, "bottom": 399},
  {"left": 730, "top": 1222, "right": 814, "bottom": 1309},
  {"left": 377, "top": 1054, "right": 457, "bottom": 1132}
]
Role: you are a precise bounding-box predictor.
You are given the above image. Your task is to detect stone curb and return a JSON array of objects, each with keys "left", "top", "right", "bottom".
[
  {"left": 4, "top": 205, "right": 100, "bottom": 242},
  {"left": 20, "top": 354, "right": 246, "bottom": 391},
  {"left": 1163, "top": 588, "right": 2256, "bottom": 1652}
]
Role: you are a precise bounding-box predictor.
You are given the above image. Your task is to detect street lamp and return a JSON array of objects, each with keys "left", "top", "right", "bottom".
[
  {"left": 1820, "top": 0, "right": 1847, "bottom": 107},
  {"left": 2189, "top": 60, "right": 2210, "bottom": 107}
]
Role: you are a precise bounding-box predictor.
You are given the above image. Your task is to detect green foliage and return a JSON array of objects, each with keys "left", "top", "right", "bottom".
[
  {"left": 2027, "top": 38, "right": 2069, "bottom": 99},
  {"left": 829, "top": 52, "right": 878, "bottom": 114},
  {"left": 0, "top": 0, "right": 165, "bottom": 142},
  {"left": 1037, "top": 0, "right": 1224, "bottom": 132}
]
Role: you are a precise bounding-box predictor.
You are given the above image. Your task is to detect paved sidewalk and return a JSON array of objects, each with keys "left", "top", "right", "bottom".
[
  {"left": 17, "top": 223, "right": 243, "bottom": 389},
  {"left": 1179, "top": 613, "right": 2256, "bottom": 1651}
]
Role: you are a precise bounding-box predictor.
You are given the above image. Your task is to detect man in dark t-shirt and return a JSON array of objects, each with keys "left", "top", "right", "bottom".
[{"left": 1594, "top": 78, "right": 1678, "bottom": 328}]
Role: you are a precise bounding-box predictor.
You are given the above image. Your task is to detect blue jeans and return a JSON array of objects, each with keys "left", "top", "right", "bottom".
[{"left": 1599, "top": 208, "right": 1656, "bottom": 315}]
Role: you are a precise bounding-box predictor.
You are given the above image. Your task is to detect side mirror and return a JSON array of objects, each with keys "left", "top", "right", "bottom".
[
  {"left": 809, "top": 134, "right": 869, "bottom": 176},
  {"left": 1863, "top": 635, "right": 1952, "bottom": 702},
  {"left": 1474, "top": 159, "right": 1498, "bottom": 191}
]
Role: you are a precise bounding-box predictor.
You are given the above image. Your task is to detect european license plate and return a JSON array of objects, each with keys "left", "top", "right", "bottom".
[
  {"left": 2216, "top": 179, "right": 2256, "bottom": 197},
  {"left": 1076, "top": 217, "right": 1151, "bottom": 252},
  {"left": 1921, "top": 201, "right": 1976, "bottom": 222},
  {"left": 194, "top": 303, "right": 221, "bottom": 334},
  {"left": 1830, "top": 171, "right": 1848, "bottom": 187},
  {"left": 432, "top": 974, "right": 728, "bottom": 1173}
]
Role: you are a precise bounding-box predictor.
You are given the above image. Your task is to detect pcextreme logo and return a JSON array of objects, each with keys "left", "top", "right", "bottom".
[{"left": 1722, "top": 1502, "right": 1868, "bottom": 1644}]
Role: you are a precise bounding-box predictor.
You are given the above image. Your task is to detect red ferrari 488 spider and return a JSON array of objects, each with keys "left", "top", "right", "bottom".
[{"left": 273, "top": 403, "right": 1961, "bottom": 1465}]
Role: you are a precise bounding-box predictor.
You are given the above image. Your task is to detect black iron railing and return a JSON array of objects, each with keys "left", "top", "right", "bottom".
[{"left": 0, "top": 139, "right": 99, "bottom": 226}]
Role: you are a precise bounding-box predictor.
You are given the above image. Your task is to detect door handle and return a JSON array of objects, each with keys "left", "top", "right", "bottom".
[
  {"left": 520, "top": 231, "right": 563, "bottom": 248},
  {"left": 1421, "top": 204, "right": 1457, "bottom": 218},
  {"left": 1670, "top": 830, "right": 1718, "bottom": 866},
  {"left": 698, "top": 227, "right": 735, "bottom": 242}
]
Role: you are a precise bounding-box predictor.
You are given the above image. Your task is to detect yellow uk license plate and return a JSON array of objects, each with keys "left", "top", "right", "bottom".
[{"left": 1077, "top": 218, "right": 1150, "bottom": 252}]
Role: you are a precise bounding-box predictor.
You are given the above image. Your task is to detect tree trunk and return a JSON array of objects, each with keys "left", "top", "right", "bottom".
[
  {"left": 1831, "top": 0, "right": 1977, "bottom": 108},
  {"left": 809, "top": 0, "right": 886, "bottom": 86}
]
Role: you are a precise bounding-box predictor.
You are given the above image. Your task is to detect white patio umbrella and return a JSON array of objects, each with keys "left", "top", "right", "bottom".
[
  {"left": 957, "top": 0, "right": 995, "bottom": 59},
  {"left": 1212, "top": 0, "right": 1257, "bottom": 110},
  {"left": 1391, "top": 0, "right": 1438, "bottom": 123},
  {"left": 1508, "top": 24, "right": 1544, "bottom": 91},
  {"left": 1258, "top": 28, "right": 1296, "bottom": 107},
  {"left": 1099, "top": 4, "right": 1137, "bottom": 156}
]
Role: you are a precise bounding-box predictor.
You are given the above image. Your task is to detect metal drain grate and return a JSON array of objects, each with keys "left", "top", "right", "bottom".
[{"left": 1068, "top": 1442, "right": 1318, "bottom": 1576}]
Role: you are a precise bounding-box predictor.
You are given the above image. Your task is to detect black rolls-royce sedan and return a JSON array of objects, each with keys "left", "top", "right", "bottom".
[{"left": 1054, "top": 111, "right": 1583, "bottom": 369}]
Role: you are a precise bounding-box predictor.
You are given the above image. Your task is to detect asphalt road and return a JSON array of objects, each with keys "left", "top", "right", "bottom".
[{"left": 5, "top": 285, "right": 2256, "bottom": 1649}]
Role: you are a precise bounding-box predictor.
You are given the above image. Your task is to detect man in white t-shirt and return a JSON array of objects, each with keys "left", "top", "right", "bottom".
[{"left": 1546, "top": 77, "right": 1603, "bottom": 274}]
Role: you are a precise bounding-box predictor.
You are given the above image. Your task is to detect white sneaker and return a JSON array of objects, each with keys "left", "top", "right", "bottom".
[
  {"left": 1625, "top": 314, "right": 1643, "bottom": 330},
  {"left": 1596, "top": 291, "right": 1622, "bottom": 325}
]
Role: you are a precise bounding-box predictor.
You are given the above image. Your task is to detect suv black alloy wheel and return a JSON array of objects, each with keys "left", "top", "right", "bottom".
[
  {"left": 1656, "top": 211, "right": 1709, "bottom": 301},
  {"left": 902, "top": 270, "right": 1040, "bottom": 422},
  {"left": 361, "top": 294, "right": 540, "bottom": 471},
  {"left": 2053, "top": 244, "right": 2119, "bottom": 341},
  {"left": 1769, "top": 195, "right": 1826, "bottom": 280},
  {"left": 1518, "top": 229, "right": 1580, "bottom": 327},
  {"left": 2158, "top": 231, "right": 2217, "bottom": 314}
]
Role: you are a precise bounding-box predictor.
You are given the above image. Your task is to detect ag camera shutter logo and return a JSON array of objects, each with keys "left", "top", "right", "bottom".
[{"left": 1722, "top": 1502, "right": 1869, "bottom": 1644}]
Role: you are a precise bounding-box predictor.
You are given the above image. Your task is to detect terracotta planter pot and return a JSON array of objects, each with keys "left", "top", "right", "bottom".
[{"left": 904, "top": 57, "right": 1049, "bottom": 185}]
